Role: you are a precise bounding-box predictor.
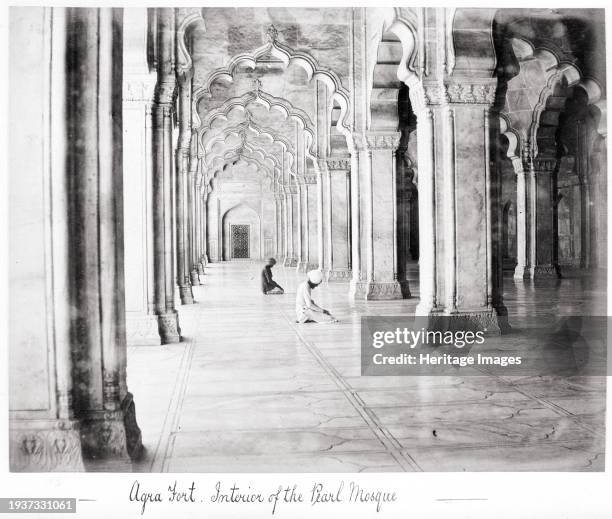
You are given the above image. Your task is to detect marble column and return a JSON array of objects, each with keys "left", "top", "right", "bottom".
[
  {"left": 413, "top": 80, "right": 505, "bottom": 331},
  {"left": 513, "top": 152, "right": 530, "bottom": 279},
  {"left": 199, "top": 176, "right": 208, "bottom": 271},
  {"left": 316, "top": 167, "right": 325, "bottom": 271},
  {"left": 151, "top": 8, "right": 181, "bottom": 342},
  {"left": 304, "top": 173, "right": 319, "bottom": 271},
  {"left": 67, "top": 7, "right": 142, "bottom": 466},
  {"left": 295, "top": 181, "right": 305, "bottom": 271},
  {"left": 352, "top": 132, "right": 403, "bottom": 300},
  {"left": 396, "top": 150, "right": 417, "bottom": 296},
  {"left": 324, "top": 164, "right": 333, "bottom": 278},
  {"left": 9, "top": 6, "right": 86, "bottom": 472},
  {"left": 274, "top": 193, "right": 283, "bottom": 260},
  {"left": 576, "top": 121, "right": 591, "bottom": 270},
  {"left": 589, "top": 133, "right": 607, "bottom": 270},
  {"left": 175, "top": 73, "right": 194, "bottom": 304},
  {"left": 188, "top": 139, "right": 200, "bottom": 286},
  {"left": 283, "top": 186, "right": 298, "bottom": 267},
  {"left": 122, "top": 8, "right": 160, "bottom": 345},
  {"left": 348, "top": 150, "right": 364, "bottom": 298},
  {"left": 325, "top": 157, "right": 352, "bottom": 282},
  {"left": 529, "top": 156, "right": 561, "bottom": 278}
]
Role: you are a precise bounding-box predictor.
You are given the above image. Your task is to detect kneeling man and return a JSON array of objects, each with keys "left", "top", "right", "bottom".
[
  {"left": 295, "top": 270, "right": 338, "bottom": 323},
  {"left": 261, "top": 257, "right": 284, "bottom": 294}
]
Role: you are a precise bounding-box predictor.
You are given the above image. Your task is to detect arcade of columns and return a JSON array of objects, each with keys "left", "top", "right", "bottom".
[{"left": 9, "top": 7, "right": 606, "bottom": 470}]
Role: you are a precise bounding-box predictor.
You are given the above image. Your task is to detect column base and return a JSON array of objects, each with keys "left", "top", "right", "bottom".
[
  {"left": 363, "top": 281, "right": 403, "bottom": 300},
  {"left": 327, "top": 269, "right": 352, "bottom": 282},
  {"left": 513, "top": 264, "right": 530, "bottom": 280},
  {"left": 414, "top": 309, "right": 503, "bottom": 335},
  {"left": 190, "top": 269, "right": 200, "bottom": 286},
  {"left": 530, "top": 264, "right": 561, "bottom": 279},
  {"left": 158, "top": 311, "right": 181, "bottom": 344},
  {"left": 80, "top": 392, "right": 143, "bottom": 471},
  {"left": 179, "top": 284, "right": 194, "bottom": 305},
  {"left": 125, "top": 313, "right": 161, "bottom": 346},
  {"left": 283, "top": 257, "right": 298, "bottom": 267},
  {"left": 349, "top": 280, "right": 368, "bottom": 300},
  {"left": 9, "top": 418, "right": 85, "bottom": 472},
  {"left": 197, "top": 261, "right": 206, "bottom": 275},
  {"left": 296, "top": 261, "right": 309, "bottom": 273}
]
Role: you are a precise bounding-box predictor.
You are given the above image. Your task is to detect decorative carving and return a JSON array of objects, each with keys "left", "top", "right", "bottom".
[
  {"left": 327, "top": 269, "right": 353, "bottom": 282},
  {"left": 80, "top": 393, "right": 143, "bottom": 464},
  {"left": 445, "top": 82, "right": 496, "bottom": 104},
  {"left": 418, "top": 81, "right": 497, "bottom": 107},
  {"left": 125, "top": 314, "right": 161, "bottom": 346},
  {"left": 365, "top": 281, "right": 403, "bottom": 300},
  {"left": 158, "top": 312, "right": 181, "bottom": 343},
  {"left": 266, "top": 25, "right": 279, "bottom": 43},
  {"left": 423, "top": 311, "right": 502, "bottom": 334},
  {"left": 102, "top": 370, "right": 120, "bottom": 411},
  {"left": 532, "top": 157, "right": 558, "bottom": 172},
  {"left": 531, "top": 264, "right": 561, "bottom": 278},
  {"left": 10, "top": 423, "right": 84, "bottom": 472},
  {"left": 123, "top": 78, "right": 156, "bottom": 103},
  {"left": 252, "top": 77, "right": 262, "bottom": 93},
  {"left": 355, "top": 132, "right": 401, "bottom": 151},
  {"left": 190, "top": 269, "right": 200, "bottom": 286},
  {"left": 326, "top": 158, "right": 351, "bottom": 171},
  {"left": 303, "top": 173, "right": 318, "bottom": 185}
]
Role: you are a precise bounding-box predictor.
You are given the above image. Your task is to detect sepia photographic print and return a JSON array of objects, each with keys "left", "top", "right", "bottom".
[{"left": 3, "top": 3, "right": 611, "bottom": 517}]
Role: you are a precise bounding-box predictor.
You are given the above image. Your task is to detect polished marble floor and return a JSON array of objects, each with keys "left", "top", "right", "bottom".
[{"left": 128, "top": 262, "right": 606, "bottom": 472}]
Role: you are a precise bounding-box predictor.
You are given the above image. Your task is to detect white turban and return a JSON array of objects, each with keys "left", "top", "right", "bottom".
[{"left": 307, "top": 269, "right": 323, "bottom": 284}]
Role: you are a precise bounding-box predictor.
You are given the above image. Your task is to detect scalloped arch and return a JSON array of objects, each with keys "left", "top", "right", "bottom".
[
  {"left": 198, "top": 89, "right": 317, "bottom": 157},
  {"left": 202, "top": 121, "right": 296, "bottom": 175},
  {"left": 192, "top": 33, "right": 352, "bottom": 143}
]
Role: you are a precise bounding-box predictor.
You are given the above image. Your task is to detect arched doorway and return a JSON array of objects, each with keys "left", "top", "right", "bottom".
[{"left": 221, "top": 203, "right": 261, "bottom": 261}]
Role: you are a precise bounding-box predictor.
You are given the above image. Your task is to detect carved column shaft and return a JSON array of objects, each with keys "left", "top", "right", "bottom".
[
  {"left": 325, "top": 158, "right": 352, "bottom": 282},
  {"left": 413, "top": 80, "right": 506, "bottom": 331},
  {"left": 513, "top": 154, "right": 529, "bottom": 279},
  {"left": 175, "top": 75, "right": 194, "bottom": 304},
  {"left": 296, "top": 182, "right": 304, "bottom": 270},
  {"left": 151, "top": 8, "right": 180, "bottom": 343},
  {"left": 529, "top": 157, "right": 560, "bottom": 278},
  {"left": 9, "top": 6, "right": 87, "bottom": 472},
  {"left": 351, "top": 132, "right": 403, "bottom": 300},
  {"left": 66, "top": 7, "right": 142, "bottom": 465}
]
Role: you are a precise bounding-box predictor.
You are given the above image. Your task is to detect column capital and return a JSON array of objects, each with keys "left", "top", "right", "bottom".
[
  {"left": 303, "top": 172, "right": 318, "bottom": 185},
  {"left": 532, "top": 156, "right": 558, "bottom": 173},
  {"left": 412, "top": 79, "right": 497, "bottom": 110},
  {"left": 154, "top": 79, "right": 176, "bottom": 105},
  {"left": 123, "top": 74, "right": 156, "bottom": 103},
  {"left": 325, "top": 156, "right": 351, "bottom": 172},
  {"left": 354, "top": 132, "right": 401, "bottom": 151}
]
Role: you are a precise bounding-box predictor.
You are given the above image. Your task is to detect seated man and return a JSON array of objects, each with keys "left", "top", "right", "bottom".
[
  {"left": 261, "top": 257, "right": 284, "bottom": 295},
  {"left": 295, "top": 269, "right": 338, "bottom": 323}
]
